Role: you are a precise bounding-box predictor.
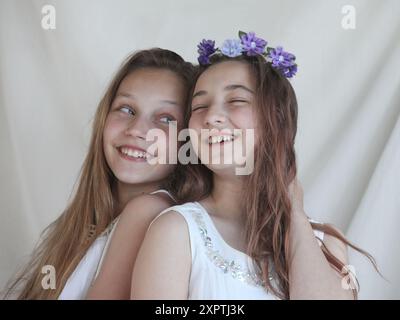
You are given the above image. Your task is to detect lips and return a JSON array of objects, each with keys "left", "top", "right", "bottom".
[
  {"left": 208, "top": 134, "right": 236, "bottom": 144},
  {"left": 206, "top": 128, "right": 239, "bottom": 145},
  {"left": 117, "top": 145, "right": 154, "bottom": 160}
]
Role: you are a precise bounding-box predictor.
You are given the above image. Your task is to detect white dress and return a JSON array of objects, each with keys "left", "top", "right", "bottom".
[
  {"left": 58, "top": 189, "right": 174, "bottom": 300},
  {"left": 152, "top": 201, "right": 324, "bottom": 300}
]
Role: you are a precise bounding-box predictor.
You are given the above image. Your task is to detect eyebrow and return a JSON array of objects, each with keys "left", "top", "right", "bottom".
[
  {"left": 224, "top": 84, "right": 254, "bottom": 94},
  {"left": 116, "top": 92, "right": 179, "bottom": 106},
  {"left": 116, "top": 92, "right": 135, "bottom": 99},
  {"left": 192, "top": 84, "right": 254, "bottom": 99},
  {"left": 192, "top": 90, "right": 207, "bottom": 99}
]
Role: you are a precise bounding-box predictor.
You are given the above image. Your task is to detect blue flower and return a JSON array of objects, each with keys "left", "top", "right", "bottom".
[
  {"left": 240, "top": 32, "right": 267, "bottom": 56},
  {"left": 220, "top": 39, "right": 243, "bottom": 57},
  {"left": 197, "top": 39, "right": 216, "bottom": 65}
]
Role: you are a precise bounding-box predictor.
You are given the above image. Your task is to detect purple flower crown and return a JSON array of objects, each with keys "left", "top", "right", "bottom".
[{"left": 197, "top": 31, "right": 298, "bottom": 78}]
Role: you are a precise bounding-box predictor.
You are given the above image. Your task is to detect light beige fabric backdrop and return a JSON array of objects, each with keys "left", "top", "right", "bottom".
[{"left": 0, "top": 0, "right": 399, "bottom": 299}]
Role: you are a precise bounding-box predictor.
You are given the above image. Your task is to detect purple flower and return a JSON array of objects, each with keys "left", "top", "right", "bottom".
[
  {"left": 220, "top": 39, "right": 243, "bottom": 57},
  {"left": 198, "top": 54, "right": 210, "bottom": 65},
  {"left": 197, "top": 39, "right": 216, "bottom": 65},
  {"left": 240, "top": 32, "right": 267, "bottom": 56},
  {"left": 281, "top": 64, "right": 298, "bottom": 78},
  {"left": 268, "top": 46, "right": 297, "bottom": 78},
  {"left": 268, "top": 46, "right": 296, "bottom": 68}
]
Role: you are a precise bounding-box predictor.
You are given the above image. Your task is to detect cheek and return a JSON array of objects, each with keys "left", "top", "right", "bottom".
[
  {"left": 232, "top": 107, "right": 256, "bottom": 129},
  {"left": 158, "top": 129, "right": 172, "bottom": 156},
  {"left": 151, "top": 127, "right": 180, "bottom": 163},
  {"left": 103, "top": 117, "right": 114, "bottom": 145},
  {"left": 188, "top": 114, "right": 202, "bottom": 130},
  {"left": 103, "top": 116, "right": 125, "bottom": 143},
  {"left": 231, "top": 108, "right": 258, "bottom": 150},
  {"left": 188, "top": 116, "right": 202, "bottom": 145}
]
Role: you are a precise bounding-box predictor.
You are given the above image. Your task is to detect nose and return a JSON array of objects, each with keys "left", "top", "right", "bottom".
[
  {"left": 204, "top": 105, "right": 227, "bottom": 127},
  {"left": 124, "top": 117, "right": 150, "bottom": 140}
]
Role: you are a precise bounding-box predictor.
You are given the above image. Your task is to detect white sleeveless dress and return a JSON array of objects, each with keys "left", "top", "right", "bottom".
[
  {"left": 152, "top": 202, "right": 324, "bottom": 300},
  {"left": 58, "top": 189, "right": 174, "bottom": 300}
]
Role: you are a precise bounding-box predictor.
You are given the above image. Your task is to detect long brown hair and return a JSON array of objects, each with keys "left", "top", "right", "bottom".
[
  {"left": 169, "top": 54, "right": 379, "bottom": 299},
  {"left": 4, "top": 48, "right": 194, "bottom": 299}
]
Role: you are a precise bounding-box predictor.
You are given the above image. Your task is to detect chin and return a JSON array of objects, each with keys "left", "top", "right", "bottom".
[
  {"left": 116, "top": 174, "right": 152, "bottom": 185},
  {"left": 204, "top": 163, "right": 236, "bottom": 175}
]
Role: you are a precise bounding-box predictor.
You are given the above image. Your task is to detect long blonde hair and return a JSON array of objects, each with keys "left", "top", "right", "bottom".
[
  {"left": 170, "top": 54, "right": 379, "bottom": 299},
  {"left": 5, "top": 48, "right": 194, "bottom": 299}
]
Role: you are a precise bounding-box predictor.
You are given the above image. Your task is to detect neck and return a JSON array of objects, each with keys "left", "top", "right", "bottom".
[
  {"left": 116, "top": 180, "right": 163, "bottom": 215},
  {"left": 203, "top": 173, "right": 245, "bottom": 222}
]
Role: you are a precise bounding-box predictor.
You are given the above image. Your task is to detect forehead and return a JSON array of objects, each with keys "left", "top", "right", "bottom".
[
  {"left": 118, "top": 68, "right": 184, "bottom": 95},
  {"left": 195, "top": 61, "right": 255, "bottom": 92}
]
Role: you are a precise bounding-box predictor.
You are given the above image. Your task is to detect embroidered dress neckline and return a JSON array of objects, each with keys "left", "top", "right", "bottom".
[
  {"left": 194, "top": 201, "right": 250, "bottom": 259},
  {"left": 192, "top": 201, "right": 267, "bottom": 288}
]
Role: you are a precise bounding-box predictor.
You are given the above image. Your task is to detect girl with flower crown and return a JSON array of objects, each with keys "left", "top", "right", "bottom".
[
  {"left": 131, "top": 32, "right": 377, "bottom": 299},
  {"left": 4, "top": 48, "right": 195, "bottom": 299}
]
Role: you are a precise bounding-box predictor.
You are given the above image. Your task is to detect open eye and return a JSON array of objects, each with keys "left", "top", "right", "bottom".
[
  {"left": 119, "top": 105, "right": 135, "bottom": 116},
  {"left": 159, "top": 115, "right": 175, "bottom": 124}
]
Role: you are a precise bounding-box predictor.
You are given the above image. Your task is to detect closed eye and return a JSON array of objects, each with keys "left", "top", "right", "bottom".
[
  {"left": 228, "top": 99, "right": 248, "bottom": 104},
  {"left": 192, "top": 105, "right": 208, "bottom": 112}
]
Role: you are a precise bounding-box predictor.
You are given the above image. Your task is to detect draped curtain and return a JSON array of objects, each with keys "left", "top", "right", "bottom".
[{"left": 1, "top": 0, "right": 399, "bottom": 299}]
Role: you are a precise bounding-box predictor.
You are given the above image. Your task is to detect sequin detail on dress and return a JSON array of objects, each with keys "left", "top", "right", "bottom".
[{"left": 191, "top": 209, "right": 272, "bottom": 288}]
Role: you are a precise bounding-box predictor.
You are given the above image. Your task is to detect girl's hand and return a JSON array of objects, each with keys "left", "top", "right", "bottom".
[{"left": 288, "top": 177, "right": 306, "bottom": 216}]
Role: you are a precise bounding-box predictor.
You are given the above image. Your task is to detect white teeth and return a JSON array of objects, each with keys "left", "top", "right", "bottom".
[
  {"left": 209, "top": 135, "right": 235, "bottom": 144},
  {"left": 120, "top": 147, "right": 149, "bottom": 158}
]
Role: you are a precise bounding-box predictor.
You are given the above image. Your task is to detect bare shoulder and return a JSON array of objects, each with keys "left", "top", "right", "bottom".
[
  {"left": 124, "top": 192, "right": 175, "bottom": 212},
  {"left": 323, "top": 223, "right": 349, "bottom": 265},
  {"left": 86, "top": 195, "right": 176, "bottom": 299},
  {"left": 119, "top": 192, "right": 175, "bottom": 223},
  {"left": 131, "top": 210, "right": 191, "bottom": 299},
  {"left": 143, "top": 210, "right": 191, "bottom": 268},
  {"left": 146, "top": 210, "right": 189, "bottom": 239}
]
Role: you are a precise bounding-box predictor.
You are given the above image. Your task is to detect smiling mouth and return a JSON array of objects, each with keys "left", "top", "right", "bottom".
[
  {"left": 208, "top": 134, "right": 236, "bottom": 145},
  {"left": 117, "top": 146, "right": 152, "bottom": 160}
]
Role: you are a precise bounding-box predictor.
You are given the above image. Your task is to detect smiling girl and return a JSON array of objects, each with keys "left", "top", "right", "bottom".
[
  {"left": 5, "top": 48, "right": 194, "bottom": 299},
  {"left": 131, "top": 33, "right": 377, "bottom": 300}
]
